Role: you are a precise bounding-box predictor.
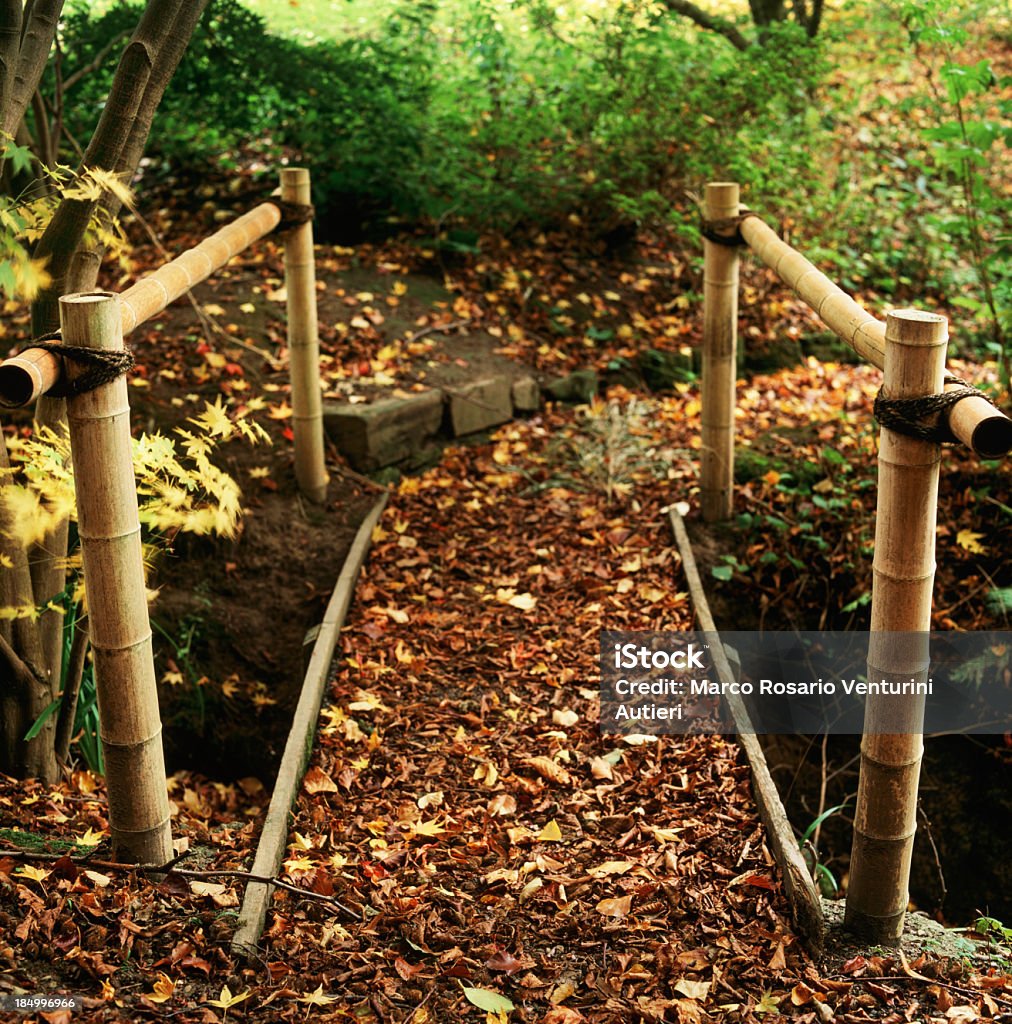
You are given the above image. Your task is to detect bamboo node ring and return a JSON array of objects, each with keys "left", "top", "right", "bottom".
[
  {"left": 873, "top": 375, "right": 997, "bottom": 446},
  {"left": 26, "top": 333, "right": 135, "bottom": 398}
]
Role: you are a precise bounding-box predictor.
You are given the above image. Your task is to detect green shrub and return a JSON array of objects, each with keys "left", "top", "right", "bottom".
[{"left": 53, "top": 0, "right": 830, "bottom": 237}]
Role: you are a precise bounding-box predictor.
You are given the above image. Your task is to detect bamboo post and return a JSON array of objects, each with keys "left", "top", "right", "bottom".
[
  {"left": 844, "top": 309, "right": 947, "bottom": 944},
  {"left": 60, "top": 291, "right": 173, "bottom": 867},
  {"left": 701, "top": 182, "right": 740, "bottom": 522},
  {"left": 281, "top": 167, "right": 329, "bottom": 504}
]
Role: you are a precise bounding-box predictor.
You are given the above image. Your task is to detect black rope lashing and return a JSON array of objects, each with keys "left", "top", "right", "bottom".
[
  {"left": 28, "top": 336, "right": 135, "bottom": 398},
  {"left": 700, "top": 210, "right": 760, "bottom": 247},
  {"left": 873, "top": 374, "right": 994, "bottom": 445},
  {"left": 275, "top": 200, "right": 315, "bottom": 234}
]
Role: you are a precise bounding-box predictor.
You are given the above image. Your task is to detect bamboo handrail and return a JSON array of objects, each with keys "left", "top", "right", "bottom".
[
  {"left": 738, "top": 215, "right": 1012, "bottom": 459},
  {"left": 0, "top": 202, "right": 282, "bottom": 407}
]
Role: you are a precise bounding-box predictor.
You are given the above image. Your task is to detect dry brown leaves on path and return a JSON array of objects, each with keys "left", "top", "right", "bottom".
[{"left": 263, "top": 402, "right": 816, "bottom": 1023}]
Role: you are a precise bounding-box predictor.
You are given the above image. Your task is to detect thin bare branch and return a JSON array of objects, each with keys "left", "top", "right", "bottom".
[{"left": 662, "top": 0, "right": 751, "bottom": 50}]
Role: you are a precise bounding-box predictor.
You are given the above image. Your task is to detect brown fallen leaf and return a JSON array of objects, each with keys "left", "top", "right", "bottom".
[
  {"left": 596, "top": 895, "right": 632, "bottom": 917},
  {"left": 525, "top": 756, "right": 572, "bottom": 785}
]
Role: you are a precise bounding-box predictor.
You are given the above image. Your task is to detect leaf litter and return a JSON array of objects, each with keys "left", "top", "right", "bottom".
[{"left": 0, "top": 168, "right": 1009, "bottom": 1020}]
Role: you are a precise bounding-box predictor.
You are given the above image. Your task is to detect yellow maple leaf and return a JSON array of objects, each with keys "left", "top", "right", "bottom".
[
  {"left": 407, "top": 818, "right": 447, "bottom": 839},
  {"left": 15, "top": 865, "right": 51, "bottom": 883},
  {"left": 956, "top": 529, "right": 986, "bottom": 555},
  {"left": 207, "top": 985, "right": 251, "bottom": 1010},
  {"left": 76, "top": 826, "right": 105, "bottom": 846},
  {"left": 189, "top": 397, "right": 234, "bottom": 438},
  {"left": 298, "top": 985, "right": 338, "bottom": 1006}
]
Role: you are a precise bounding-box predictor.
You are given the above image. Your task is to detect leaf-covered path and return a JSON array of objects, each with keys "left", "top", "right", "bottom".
[{"left": 265, "top": 400, "right": 815, "bottom": 1022}]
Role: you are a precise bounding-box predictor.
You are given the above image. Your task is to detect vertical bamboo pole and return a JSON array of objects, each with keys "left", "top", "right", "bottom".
[
  {"left": 60, "top": 292, "right": 173, "bottom": 867},
  {"left": 701, "top": 182, "right": 740, "bottom": 522},
  {"left": 281, "top": 167, "right": 329, "bottom": 504},
  {"left": 845, "top": 309, "right": 947, "bottom": 944}
]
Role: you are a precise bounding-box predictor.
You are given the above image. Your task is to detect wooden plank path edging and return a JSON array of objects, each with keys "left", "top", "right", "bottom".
[
  {"left": 231, "top": 492, "right": 389, "bottom": 959},
  {"left": 669, "top": 508, "right": 826, "bottom": 952}
]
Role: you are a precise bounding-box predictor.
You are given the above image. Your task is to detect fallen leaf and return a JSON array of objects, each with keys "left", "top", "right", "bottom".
[
  {"left": 674, "top": 978, "right": 711, "bottom": 1000},
  {"left": 146, "top": 972, "right": 175, "bottom": 1004},
  {"left": 525, "top": 756, "right": 572, "bottom": 785},
  {"left": 537, "top": 820, "right": 563, "bottom": 842},
  {"left": 589, "top": 860, "right": 634, "bottom": 877},
  {"left": 596, "top": 895, "right": 632, "bottom": 917},
  {"left": 303, "top": 766, "right": 338, "bottom": 794},
  {"left": 488, "top": 793, "right": 516, "bottom": 816},
  {"left": 956, "top": 529, "right": 986, "bottom": 554},
  {"left": 460, "top": 986, "right": 514, "bottom": 1013},
  {"left": 297, "top": 985, "right": 338, "bottom": 1006},
  {"left": 207, "top": 984, "right": 251, "bottom": 1010}
]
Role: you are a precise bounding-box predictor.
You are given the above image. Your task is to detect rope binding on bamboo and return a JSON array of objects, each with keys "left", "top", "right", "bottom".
[
  {"left": 874, "top": 374, "right": 996, "bottom": 445},
  {"left": 27, "top": 332, "right": 135, "bottom": 398},
  {"left": 700, "top": 209, "right": 760, "bottom": 247},
  {"left": 275, "top": 200, "right": 315, "bottom": 234}
]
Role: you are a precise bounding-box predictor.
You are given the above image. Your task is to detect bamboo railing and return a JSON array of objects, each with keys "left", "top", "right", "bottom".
[
  {"left": 699, "top": 190, "right": 1012, "bottom": 520},
  {"left": 698, "top": 183, "right": 1011, "bottom": 945},
  {"left": 0, "top": 202, "right": 282, "bottom": 407},
  {"left": 0, "top": 172, "right": 331, "bottom": 855},
  {"left": 0, "top": 169, "right": 331, "bottom": 506}
]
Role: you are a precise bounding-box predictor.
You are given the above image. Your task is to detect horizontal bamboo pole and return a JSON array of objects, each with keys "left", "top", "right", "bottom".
[
  {"left": 0, "top": 202, "right": 282, "bottom": 407},
  {"left": 739, "top": 215, "right": 1012, "bottom": 459},
  {"left": 61, "top": 291, "right": 173, "bottom": 866}
]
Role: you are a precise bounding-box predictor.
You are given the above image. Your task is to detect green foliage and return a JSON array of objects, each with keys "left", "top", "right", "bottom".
[
  {"left": 897, "top": 2, "right": 1011, "bottom": 375},
  {"left": 54, "top": 0, "right": 829, "bottom": 237},
  {"left": 799, "top": 802, "right": 847, "bottom": 896},
  {"left": 803, "top": 3, "right": 1009, "bottom": 369}
]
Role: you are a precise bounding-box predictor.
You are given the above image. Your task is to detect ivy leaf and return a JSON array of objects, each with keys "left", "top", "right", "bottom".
[{"left": 755, "top": 990, "right": 781, "bottom": 1015}]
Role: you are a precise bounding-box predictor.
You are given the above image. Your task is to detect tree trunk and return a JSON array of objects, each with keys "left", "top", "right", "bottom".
[
  {"left": 70, "top": 0, "right": 211, "bottom": 293},
  {"left": 0, "top": 0, "right": 208, "bottom": 780},
  {"left": 2, "top": 0, "right": 64, "bottom": 140},
  {"left": 660, "top": 0, "right": 751, "bottom": 51},
  {"left": 26, "top": 0, "right": 209, "bottom": 730},
  {"left": 0, "top": 429, "right": 56, "bottom": 780}
]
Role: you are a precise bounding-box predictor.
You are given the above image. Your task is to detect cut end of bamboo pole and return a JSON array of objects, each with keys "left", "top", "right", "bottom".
[
  {"left": 0, "top": 356, "right": 47, "bottom": 408},
  {"left": 970, "top": 415, "right": 1012, "bottom": 459},
  {"left": 884, "top": 308, "right": 947, "bottom": 346},
  {"left": 61, "top": 291, "right": 122, "bottom": 347}
]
